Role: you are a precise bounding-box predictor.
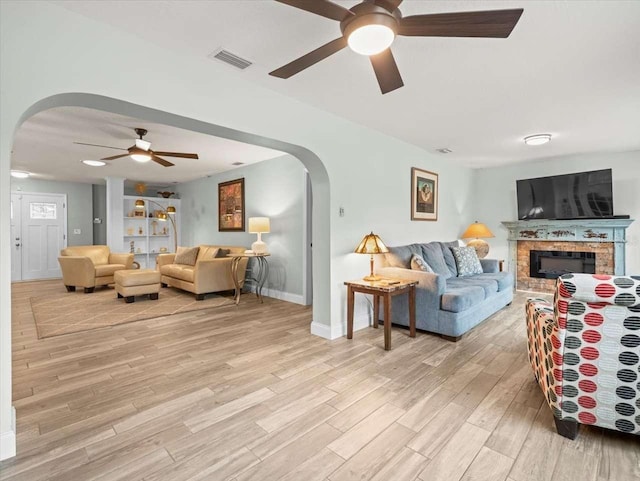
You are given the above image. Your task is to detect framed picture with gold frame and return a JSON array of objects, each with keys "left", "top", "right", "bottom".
[
  {"left": 411, "top": 167, "right": 438, "bottom": 221},
  {"left": 218, "top": 178, "right": 245, "bottom": 231},
  {"left": 133, "top": 209, "right": 146, "bottom": 218}
]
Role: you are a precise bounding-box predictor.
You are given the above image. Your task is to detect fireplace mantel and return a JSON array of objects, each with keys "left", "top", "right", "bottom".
[{"left": 501, "top": 218, "right": 634, "bottom": 290}]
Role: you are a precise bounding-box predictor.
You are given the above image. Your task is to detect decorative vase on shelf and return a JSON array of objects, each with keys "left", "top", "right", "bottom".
[{"left": 138, "top": 226, "right": 143, "bottom": 235}]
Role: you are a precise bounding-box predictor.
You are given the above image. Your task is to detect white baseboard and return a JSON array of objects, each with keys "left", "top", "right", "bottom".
[
  {"left": 245, "top": 286, "right": 304, "bottom": 305},
  {"left": 0, "top": 406, "right": 16, "bottom": 461},
  {"left": 311, "top": 315, "right": 372, "bottom": 340}
]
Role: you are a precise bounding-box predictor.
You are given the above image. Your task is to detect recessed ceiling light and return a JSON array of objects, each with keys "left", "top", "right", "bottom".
[
  {"left": 524, "top": 134, "right": 552, "bottom": 146},
  {"left": 82, "top": 160, "right": 106, "bottom": 167},
  {"left": 10, "top": 170, "right": 30, "bottom": 179}
]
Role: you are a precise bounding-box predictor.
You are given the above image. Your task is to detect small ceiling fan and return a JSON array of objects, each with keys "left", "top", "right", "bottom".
[
  {"left": 270, "top": 0, "right": 524, "bottom": 94},
  {"left": 74, "top": 128, "right": 199, "bottom": 167}
]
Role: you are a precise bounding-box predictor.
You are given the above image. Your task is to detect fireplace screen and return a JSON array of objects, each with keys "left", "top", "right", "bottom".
[{"left": 530, "top": 250, "right": 596, "bottom": 279}]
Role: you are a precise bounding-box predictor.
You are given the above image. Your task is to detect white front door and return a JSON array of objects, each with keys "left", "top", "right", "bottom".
[
  {"left": 11, "top": 192, "right": 67, "bottom": 281},
  {"left": 10, "top": 194, "right": 22, "bottom": 282}
]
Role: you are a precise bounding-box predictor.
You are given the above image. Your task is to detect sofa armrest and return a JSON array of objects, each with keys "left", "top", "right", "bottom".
[
  {"left": 156, "top": 253, "right": 176, "bottom": 269},
  {"left": 58, "top": 256, "right": 96, "bottom": 287},
  {"left": 109, "top": 253, "right": 134, "bottom": 268},
  {"left": 376, "top": 266, "right": 445, "bottom": 295},
  {"left": 480, "top": 259, "right": 499, "bottom": 273},
  {"left": 193, "top": 257, "right": 249, "bottom": 293}
]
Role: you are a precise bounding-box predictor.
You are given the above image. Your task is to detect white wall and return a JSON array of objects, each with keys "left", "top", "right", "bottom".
[
  {"left": 471, "top": 150, "right": 640, "bottom": 273},
  {"left": 178, "top": 154, "right": 306, "bottom": 303},
  {"left": 0, "top": 0, "right": 474, "bottom": 458},
  {"left": 10, "top": 178, "right": 94, "bottom": 246}
]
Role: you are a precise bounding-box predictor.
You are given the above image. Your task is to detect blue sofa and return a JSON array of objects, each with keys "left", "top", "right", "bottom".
[{"left": 376, "top": 241, "right": 513, "bottom": 340}]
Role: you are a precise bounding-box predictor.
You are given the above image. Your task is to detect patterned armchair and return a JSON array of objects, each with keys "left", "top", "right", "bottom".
[{"left": 526, "top": 273, "right": 639, "bottom": 439}]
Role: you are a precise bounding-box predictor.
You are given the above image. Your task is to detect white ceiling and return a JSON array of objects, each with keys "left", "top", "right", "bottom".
[
  {"left": 49, "top": 0, "right": 640, "bottom": 168},
  {"left": 12, "top": 107, "right": 286, "bottom": 185}
]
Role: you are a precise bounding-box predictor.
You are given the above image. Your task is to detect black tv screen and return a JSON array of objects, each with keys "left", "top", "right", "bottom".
[{"left": 516, "top": 169, "right": 613, "bottom": 220}]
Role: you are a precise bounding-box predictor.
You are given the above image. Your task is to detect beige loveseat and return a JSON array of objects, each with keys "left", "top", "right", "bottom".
[
  {"left": 58, "top": 245, "right": 135, "bottom": 293},
  {"left": 156, "top": 245, "right": 248, "bottom": 300}
]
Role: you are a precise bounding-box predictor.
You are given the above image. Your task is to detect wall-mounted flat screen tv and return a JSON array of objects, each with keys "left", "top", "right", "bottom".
[{"left": 516, "top": 169, "right": 613, "bottom": 220}]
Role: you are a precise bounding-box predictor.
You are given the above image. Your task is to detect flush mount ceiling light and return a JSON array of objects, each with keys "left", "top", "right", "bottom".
[
  {"left": 10, "top": 170, "right": 30, "bottom": 179},
  {"left": 81, "top": 160, "right": 106, "bottom": 167},
  {"left": 524, "top": 134, "right": 552, "bottom": 146},
  {"left": 345, "top": 18, "right": 396, "bottom": 56},
  {"left": 130, "top": 148, "right": 152, "bottom": 163}
]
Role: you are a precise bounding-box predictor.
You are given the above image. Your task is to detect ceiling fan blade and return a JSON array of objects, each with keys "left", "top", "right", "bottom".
[
  {"left": 73, "top": 142, "right": 127, "bottom": 151},
  {"left": 399, "top": 9, "right": 524, "bottom": 38},
  {"left": 101, "top": 153, "right": 130, "bottom": 161},
  {"left": 270, "top": 37, "right": 348, "bottom": 78},
  {"left": 151, "top": 155, "right": 174, "bottom": 167},
  {"left": 370, "top": 48, "right": 404, "bottom": 94},
  {"left": 275, "top": 0, "right": 354, "bottom": 22},
  {"left": 373, "top": 0, "right": 403, "bottom": 12},
  {"left": 152, "top": 151, "right": 199, "bottom": 159}
]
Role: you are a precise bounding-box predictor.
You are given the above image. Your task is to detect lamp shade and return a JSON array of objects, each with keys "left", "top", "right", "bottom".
[
  {"left": 461, "top": 222, "right": 494, "bottom": 239},
  {"left": 166, "top": 205, "right": 176, "bottom": 214},
  {"left": 135, "top": 199, "right": 145, "bottom": 209},
  {"left": 249, "top": 217, "right": 270, "bottom": 234},
  {"left": 354, "top": 232, "right": 389, "bottom": 254}
]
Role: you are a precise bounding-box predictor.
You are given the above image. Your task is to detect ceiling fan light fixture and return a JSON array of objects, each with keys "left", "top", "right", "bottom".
[
  {"left": 130, "top": 150, "right": 152, "bottom": 163},
  {"left": 348, "top": 24, "right": 395, "bottom": 55},
  {"left": 524, "top": 134, "right": 552, "bottom": 146},
  {"left": 135, "top": 138, "right": 151, "bottom": 151},
  {"left": 81, "top": 160, "right": 106, "bottom": 167}
]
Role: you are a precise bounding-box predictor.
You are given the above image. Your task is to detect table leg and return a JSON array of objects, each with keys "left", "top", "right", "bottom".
[
  {"left": 409, "top": 285, "right": 416, "bottom": 338},
  {"left": 373, "top": 294, "right": 379, "bottom": 328},
  {"left": 231, "top": 257, "right": 242, "bottom": 305},
  {"left": 255, "top": 256, "right": 269, "bottom": 303},
  {"left": 347, "top": 285, "right": 354, "bottom": 339},
  {"left": 384, "top": 292, "right": 391, "bottom": 350}
]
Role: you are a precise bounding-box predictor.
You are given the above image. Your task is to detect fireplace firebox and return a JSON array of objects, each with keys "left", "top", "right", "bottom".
[{"left": 530, "top": 250, "right": 596, "bottom": 279}]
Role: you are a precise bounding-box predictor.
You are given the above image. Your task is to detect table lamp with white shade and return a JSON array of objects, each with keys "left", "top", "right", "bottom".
[{"left": 249, "top": 217, "right": 270, "bottom": 254}]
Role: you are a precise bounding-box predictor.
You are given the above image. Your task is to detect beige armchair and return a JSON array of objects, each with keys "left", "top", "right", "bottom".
[
  {"left": 58, "top": 245, "right": 134, "bottom": 293},
  {"left": 157, "top": 245, "right": 248, "bottom": 300}
]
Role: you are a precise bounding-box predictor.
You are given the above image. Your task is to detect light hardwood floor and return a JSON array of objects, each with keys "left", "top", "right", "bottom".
[{"left": 2, "top": 280, "right": 638, "bottom": 481}]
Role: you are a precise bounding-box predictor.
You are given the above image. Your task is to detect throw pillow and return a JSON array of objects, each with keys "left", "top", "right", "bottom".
[
  {"left": 215, "top": 248, "right": 230, "bottom": 258},
  {"left": 410, "top": 254, "right": 434, "bottom": 273},
  {"left": 208, "top": 248, "right": 220, "bottom": 259},
  {"left": 440, "top": 240, "right": 460, "bottom": 277},
  {"left": 451, "top": 246, "right": 483, "bottom": 277},
  {"left": 175, "top": 246, "right": 200, "bottom": 266}
]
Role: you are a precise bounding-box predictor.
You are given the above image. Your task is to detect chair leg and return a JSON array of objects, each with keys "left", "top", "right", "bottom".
[
  {"left": 150, "top": 293, "right": 159, "bottom": 300},
  {"left": 117, "top": 293, "right": 123, "bottom": 298},
  {"left": 195, "top": 294, "right": 205, "bottom": 301},
  {"left": 161, "top": 283, "right": 168, "bottom": 288},
  {"left": 84, "top": 287, "right": 95, "bottom": 294},
  {"left": 125, "top": 296, "right": 135, "bottom": 303},
  {"left": 554, "top": 417, "right": 579, "bottom": 440},
  {"left": 65, "top": 285, "right": 76, "bottom": 292}
]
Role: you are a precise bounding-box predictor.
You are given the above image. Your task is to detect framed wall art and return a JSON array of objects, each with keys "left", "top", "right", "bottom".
[
  {"left": 218, "top": 178, "right": 245, "bottom": 231},
  {"left": 411, "top": 168, "right": 438, "bottom": 221}
]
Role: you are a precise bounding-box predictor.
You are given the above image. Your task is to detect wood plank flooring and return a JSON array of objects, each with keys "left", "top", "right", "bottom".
[{"left": 2, "top": 280, "right": 639, "bottom": 481}]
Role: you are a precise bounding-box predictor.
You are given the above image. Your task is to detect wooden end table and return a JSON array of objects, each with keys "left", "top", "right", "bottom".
[{"left": 344, "top": 278, "right": 417, "bottom": 351}]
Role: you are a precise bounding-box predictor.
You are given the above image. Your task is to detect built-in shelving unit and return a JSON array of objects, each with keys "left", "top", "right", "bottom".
[{"left": 123, "top": 195, "right": 181, "bottom": 269}]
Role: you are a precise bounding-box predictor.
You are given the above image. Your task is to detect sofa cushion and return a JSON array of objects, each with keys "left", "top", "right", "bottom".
[
  {"left": 440, "top": 241, "right": 459, "bottom": 277},
  {"left": 160, "top": 264, "right": 195, "bottom": 283},
  {"left": 451, "top": 246, "right": 483, "bottom": 277},
  {"left": 175, "top": 246, "right": 200, "bottom": 266},
  {"left": 197, "top": 246, "right": 220, "bottom": 261},
  {"left": 441, "top": 285, "right": 485, "bottom": 313},
  {"left": 410, "top": 254, "right": 434, "bottom": 273},
  {"left": 95, "top": 264, "right": 126, "bottom": 277},
  {"left": 473, "top": 272, "right": 513, "bottom": 292},
  {"left": 421, "top": 242, "right": 451, "bottom": 279},
  {"left": 447, "top": 277, "right": 498, "bottom": 298},
  {"left": 383, "top": 244, "right": 423, "bottom": 269},
  {"left": 216, "top": 248, "right": 230, "bottom": 258}
]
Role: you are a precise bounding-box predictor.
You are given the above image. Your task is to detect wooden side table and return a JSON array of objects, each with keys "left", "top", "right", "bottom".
[{"left": 344, "top": 278, "right": 417, "bottom": 351}]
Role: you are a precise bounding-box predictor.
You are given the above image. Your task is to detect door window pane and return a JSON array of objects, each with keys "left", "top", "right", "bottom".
[{"left": 30, "top": 202, "right": 57, "bottom": 219}]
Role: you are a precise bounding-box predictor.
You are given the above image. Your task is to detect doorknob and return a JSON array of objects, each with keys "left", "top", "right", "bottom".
[{"left": 15, "top": 243, "right": 20, "bottom": 248}]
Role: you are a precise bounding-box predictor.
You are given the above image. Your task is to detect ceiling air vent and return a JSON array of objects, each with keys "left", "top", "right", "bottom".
[
  {"left": 232, "top": 162, "right": 245, "bottom": 166},
  {"left": 209, "top": 49, "right": 252, "bottom": 70}
]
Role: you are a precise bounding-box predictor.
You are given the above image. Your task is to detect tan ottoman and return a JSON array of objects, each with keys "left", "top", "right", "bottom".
[{"left": 114, "top": 269, "right": 161, "bottom": 303}]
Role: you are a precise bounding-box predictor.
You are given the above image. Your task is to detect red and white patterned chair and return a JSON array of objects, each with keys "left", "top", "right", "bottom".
[{"left": 526, "top": 273, "right": 640, "bottom": 439}]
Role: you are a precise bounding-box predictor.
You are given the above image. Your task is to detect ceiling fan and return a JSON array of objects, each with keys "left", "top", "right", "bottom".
[
  {"left": 74, "top": 128, "right": 199, "bottom": 167},
  {"left": 270, "top": 0, "right": 524, "bottom": 94}
]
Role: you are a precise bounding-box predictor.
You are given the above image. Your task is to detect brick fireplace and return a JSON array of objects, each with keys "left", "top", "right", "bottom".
[{"left": 502, "top": 219, "right": 633, "bottom": 293}]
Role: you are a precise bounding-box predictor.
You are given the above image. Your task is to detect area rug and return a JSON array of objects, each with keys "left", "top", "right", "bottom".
[{"left": 31, "top": 286, "right": 233, "bottom": 339}]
